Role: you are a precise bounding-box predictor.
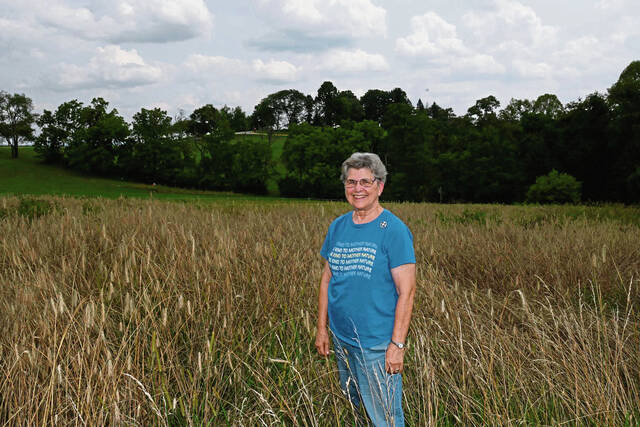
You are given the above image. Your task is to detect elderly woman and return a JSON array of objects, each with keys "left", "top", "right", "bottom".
[{"left": 315, "top": 152, "right": 416, "bottom": 426}]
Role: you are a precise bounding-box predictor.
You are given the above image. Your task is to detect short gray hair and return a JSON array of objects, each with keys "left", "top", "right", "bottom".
[{"left": 340, "top": 152, "right": 388, "bottom": 184}]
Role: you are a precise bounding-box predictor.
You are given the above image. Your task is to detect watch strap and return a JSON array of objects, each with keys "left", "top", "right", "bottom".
[{"left": 390, "top": 339, "right": 405, "bottom": 349}]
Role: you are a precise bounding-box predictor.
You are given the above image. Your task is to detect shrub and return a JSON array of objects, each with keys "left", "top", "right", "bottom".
[
  {"left": 526, "top": 170, "right": 581, "bottom": 204},
  {"left": 17, "top": 198, "right": 53, "bottom": 220}
]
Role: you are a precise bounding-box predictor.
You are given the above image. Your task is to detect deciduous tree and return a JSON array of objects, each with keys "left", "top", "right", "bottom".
[
  {"left": 532, "top": 94, "right": 564, "bottom": 118},
  {"left": 467, "top": 95, "right": 500, "bottom": 124},
  {"left": 64, "top": 98, "right": 129, "bottom": 176},
  {"left": 34, "top": 99, "right": 82, "bottom": 163},
  {"left": 119, "top": 107, "right": 191, "bottom": 185},
  {"left": 361, "top": 89, "right": 391, "bottom": 124},
  {"left": 0, "top": 91, "right": 36, "bottom": 159},
  {"left": 315, "top": 81, "right": 339, "bottom": 126}
]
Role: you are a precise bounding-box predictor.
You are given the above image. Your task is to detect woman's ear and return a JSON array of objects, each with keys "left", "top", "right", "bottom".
[{"left": 378, "top": 181, "right": 385, "bottom": 196}]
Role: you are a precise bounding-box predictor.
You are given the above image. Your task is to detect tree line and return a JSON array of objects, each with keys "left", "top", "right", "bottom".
[{"left": 1, "top": 60, "right": 639, "bottom": 203}]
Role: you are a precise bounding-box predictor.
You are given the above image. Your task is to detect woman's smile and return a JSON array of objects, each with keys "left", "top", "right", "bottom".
[{"left": 344, "top": 168, "right": 384, "bottom": 218}]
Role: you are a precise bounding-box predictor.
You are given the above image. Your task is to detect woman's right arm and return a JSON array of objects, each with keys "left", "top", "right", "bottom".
[{"left": 315, "top": 260, "right": 332, "bottom": 356}]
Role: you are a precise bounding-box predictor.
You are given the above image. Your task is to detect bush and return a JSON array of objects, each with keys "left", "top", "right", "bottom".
[
  {"left": 17, "top": 198, "right": 54, "bottom": 220},
  {"left": 526, "top": 170, "right": 581, "bottom": 204}
]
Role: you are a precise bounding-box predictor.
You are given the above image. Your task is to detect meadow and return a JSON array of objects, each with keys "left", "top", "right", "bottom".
[{"left": 1, "top": 195, "right": 639, "bottom": 425}]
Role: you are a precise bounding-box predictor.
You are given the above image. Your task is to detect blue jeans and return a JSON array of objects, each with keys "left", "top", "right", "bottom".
[{"left": 333, "top": 337, "right": 404, "bottom": 427}]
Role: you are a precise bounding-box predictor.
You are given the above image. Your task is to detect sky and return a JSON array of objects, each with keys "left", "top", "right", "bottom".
[{"left": 1, "top": 0, "right": 639, "bottom": 120}]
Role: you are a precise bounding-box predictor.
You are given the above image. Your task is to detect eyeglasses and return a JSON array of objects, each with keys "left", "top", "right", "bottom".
[{"left": 344, "top": 177, "right": 378, "bottom": 188}]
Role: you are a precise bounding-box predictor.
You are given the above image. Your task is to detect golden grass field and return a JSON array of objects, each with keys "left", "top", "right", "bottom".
[{"left": 1, "top": 196, "right": 639, "bottom": 425}]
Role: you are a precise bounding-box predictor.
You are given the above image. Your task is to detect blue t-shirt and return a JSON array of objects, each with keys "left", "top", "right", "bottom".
[{"left": 320, "top": 209, "right": 416, "bottom": 348}]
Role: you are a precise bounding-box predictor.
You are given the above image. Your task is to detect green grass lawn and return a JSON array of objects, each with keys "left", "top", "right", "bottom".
[{"left": 0, "top": 145, "right": 287, "bottom": 202}]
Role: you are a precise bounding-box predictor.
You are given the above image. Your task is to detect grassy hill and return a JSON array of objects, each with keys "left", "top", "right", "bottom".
[{"left": 0, "top": 144, "right": 285, "bottom": 202}]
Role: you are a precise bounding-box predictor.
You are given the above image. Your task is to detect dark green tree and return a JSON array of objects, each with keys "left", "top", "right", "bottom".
[
  {"left": 389, "top": 88, "right": 412, "bottom": 106},
  {"left": 518, "top": 110, "right": 562, "bottom": 188},
  {"left": 608, "top": 60, "right": 640, "bottom": 202},
  {"left": 359, "top": 89, "right": 407, "bottom": 124},
  {"left": 196, "top": 115, "right": 235, "bottom": 190},
  {"left": 251, "top": 98, "right": 278, "bottom": 143},
  {"left": 0, "top": 91, "right": 36, "bottom": 159},
  {"left": 188, "top": 104, "right": 221, "bottom": 137},
  {"left": 335, "top": 90, "right": 364, "bottom": 123},
  {"left": 466, "top": 95, "right": 500, "bottom": 125},
  {"left": 64, "top": 98, "right": 129, "bottom": 176},
  {"left": 558, "top": 93, "right": 612, "bottom": 201},
  {"left": 427, "top": 102, "right": 455, "bottom": 121},
  {"left": 34, "top": 100, "right": 82, "bottom": 163},
  {"left": 463, "top": 122, "right": 523, "bottom": 202},
  {"left": 226, "top": 106, "right": 249, "bottom": 132},
  {"left": 532, "top": 94, "right": 564, "bottom": 118},
  {"left": 361, "top": 89, "right": 390, "bottom": 124},
  {"left": 499, "top": 98, "right": 533, "bottom": 121},
  {"left": 264, "top": 89, "right": 308, "bottom": 128},
  {"left": 315, "top": 81, "right": 339, "bottom": 126},
  {"left": 382, "top": 105, "right": 436, "bottom": 201},
  {"left": 231, "top": 137, "right": 272, "bottom": 194},
  {"left": 119, "top": 107, "right": 191, "bottom": 186},
  {"left": 278, "top": 123, "right": 372, "bottom": 198}
]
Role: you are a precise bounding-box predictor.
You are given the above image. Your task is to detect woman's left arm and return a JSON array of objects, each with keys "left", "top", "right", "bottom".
[{"left": 386, "top": 263, "right": 416, "bottom": 374}]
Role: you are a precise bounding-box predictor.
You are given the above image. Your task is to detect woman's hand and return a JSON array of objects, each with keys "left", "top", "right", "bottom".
[
  {"left": 386, "top": 344, "right": 405, "bottom": 374},
  {"left": 315, "top": 327, "right": 330, "bottom": 356}
]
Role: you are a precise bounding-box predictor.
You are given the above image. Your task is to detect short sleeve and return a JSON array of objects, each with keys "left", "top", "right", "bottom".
[{"left": 386, "top": 222, "right": 416, "bottom": 269}]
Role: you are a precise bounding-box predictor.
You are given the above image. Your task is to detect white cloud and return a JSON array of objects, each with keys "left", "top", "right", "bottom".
[
  {"left": 318, "top": 49, "right": 389, "bottom": 73},
  {"left": 0, "top": 17, "right": 49, "bottom": 57},
  {"left": 512, "top": 59, "right": 552, "bottom": 79},
  {"left": 462, "top": 0, "right": 557, "bottom": 48},
  {"left": 0, "top": 17, "right": 41, "bottom": 41},
  {"left": 396, "top": 12, "right": 504, "bottom": 75},
  {"left": 553, "top": 37, "right": 604, "bottom": 67},
  {"left": 457, "top": 54, "right": 506, "bottom": 75},
  {"left": 396, "top": 12, "right": 466, "bottom": 57},
  {"left": 184, "top": 54, "right": 247, "bottom": 75},
  {"left": 183, "top": 54, "right": 300, "bottom": 84},
  {"left": 37, "top": 0, "right": 213, "bottom": 43},
  {"left": 607, "top": 15, "right": 640, "bottom": 44},
  {"left": 251, "top": 0, "right": 387, "bottom": 52},
  {"left": 596, "top": 0, "right": 626, "bottom": 10},
  {"left": 262, "top": 0, "right": 386, "bottom": 37},
  {"left": 49, "top": 45, "right": 163, "bottom": 90},
  {"left": 252, "top": 59, "right": 299, "bottom": 83}
]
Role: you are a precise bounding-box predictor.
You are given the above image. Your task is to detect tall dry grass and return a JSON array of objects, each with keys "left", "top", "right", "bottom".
[{"left": 0, "top": 196, "right": 638, "bottom": 425}]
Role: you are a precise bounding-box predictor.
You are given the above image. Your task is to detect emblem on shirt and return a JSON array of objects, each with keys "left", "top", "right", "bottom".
[{"left": 380, "top": 221, "right": 387, "bottom": 229}]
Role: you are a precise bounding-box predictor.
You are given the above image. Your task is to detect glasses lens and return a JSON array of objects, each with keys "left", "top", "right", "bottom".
[{"left": 345, "top": 178, "right": 376, "bottom": 187}]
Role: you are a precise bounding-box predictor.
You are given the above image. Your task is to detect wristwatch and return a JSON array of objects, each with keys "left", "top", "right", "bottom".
[{"left": 390, "top": 339, "right": 405, "bottom": 349}]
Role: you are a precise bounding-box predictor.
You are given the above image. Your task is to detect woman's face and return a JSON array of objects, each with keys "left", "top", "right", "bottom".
[{"left": 344, "top": 167, "right": 384, "bottom": 211}]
